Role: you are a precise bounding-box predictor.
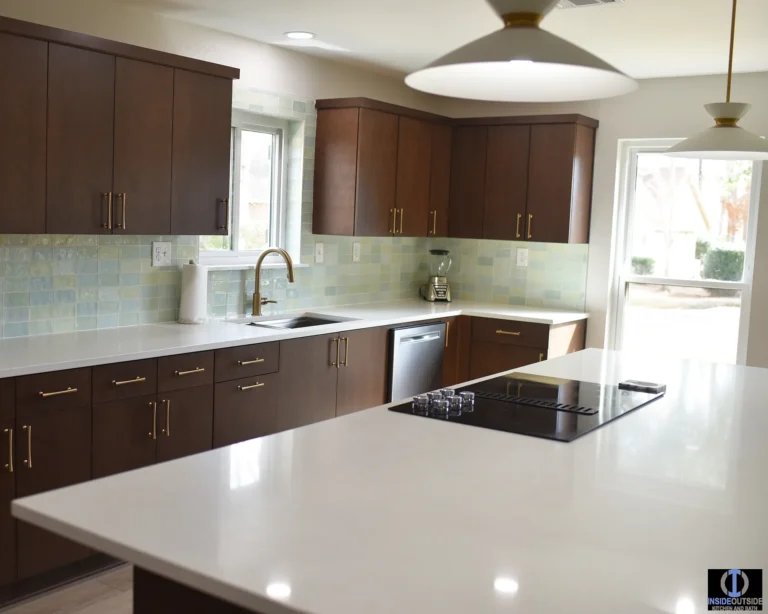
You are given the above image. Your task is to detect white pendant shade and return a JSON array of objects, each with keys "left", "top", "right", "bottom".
[
  {"left": 405, "top": 0, "right": 637, "bottom": 103},
  {"left": 667, "top": 104, "right": 768, "bottom": 161}
]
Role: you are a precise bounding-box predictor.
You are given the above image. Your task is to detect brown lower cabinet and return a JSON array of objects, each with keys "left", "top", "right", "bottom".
[
  {"left": 442, "top": 316, "right": 471, "bottom": 387},
  {"left": 0, "top": 380, "right": 15, "bottom": 587},
  {"left": 336, "top": 327, "right": 389, "bottom": 417},
  {"left": 157, "top": 387, "right": 214, "bottom": 462},
  {"left": 213, "top": 374, "right": 279, "bottom": 448}
]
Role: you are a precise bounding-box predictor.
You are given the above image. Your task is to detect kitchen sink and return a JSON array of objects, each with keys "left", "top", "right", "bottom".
[{"left": 247, "top": 316, "right": 344, "bottom": 330}]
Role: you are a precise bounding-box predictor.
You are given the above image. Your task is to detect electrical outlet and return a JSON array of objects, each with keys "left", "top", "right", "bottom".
[
  {"left": 152, "top": 242, "right": 172, "bottom": 267},
  {"left": 315, "top": 242, "right": 324, "bottom": 264},
  {"left": 352, "top": 242, "right": 361, "bottom": 263},
  {"left": 516, "top": 248, "right": 529, "bottom": 268}
]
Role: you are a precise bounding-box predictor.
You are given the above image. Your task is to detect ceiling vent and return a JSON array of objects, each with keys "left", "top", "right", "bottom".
[{"left": 558, "top": 0, "right": 625, "bottom": 8}]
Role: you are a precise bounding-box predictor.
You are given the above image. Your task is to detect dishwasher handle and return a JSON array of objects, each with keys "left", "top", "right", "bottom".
[{"left": 400, "top": 333, "right": 441, "bottom": 344}]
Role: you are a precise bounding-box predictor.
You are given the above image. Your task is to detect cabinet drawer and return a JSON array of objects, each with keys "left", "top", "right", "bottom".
[
  {"left": 17, "top": 368, "right": 91, "bottom": 411},
  {"left": 93, "top": 359, "right": 158, "bottom": 403},
  {"left": 213, "top": 372, "right": 279, "bottom": 447},
  {"left": 214, "top": 342, "right": 279, "bottom": 383},
  {"left": 469, "top": 342, "right": 545, "bottom": 380},
  {"left": 158, "top": 351, "right": 214, "bottom": 392},
  {"left": 471, "top": 317, "right": 550, "bottom": 349}
]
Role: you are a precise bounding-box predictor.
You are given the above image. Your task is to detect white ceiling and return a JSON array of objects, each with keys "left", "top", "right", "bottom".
[{"left": 114, "top": 0, "right": 768, "bottom": 79}]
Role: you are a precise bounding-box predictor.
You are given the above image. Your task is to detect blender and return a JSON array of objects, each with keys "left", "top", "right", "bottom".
[{"left": 421, "top": 249, "right": 452, "bottom": 302}]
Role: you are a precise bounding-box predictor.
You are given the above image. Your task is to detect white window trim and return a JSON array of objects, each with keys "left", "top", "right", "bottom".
[
  {"left": 610, "top": 139, "right": 763, "bottom": 365},
  {"left": 200, "top": 111, "right": 290, "bottom": 266}
]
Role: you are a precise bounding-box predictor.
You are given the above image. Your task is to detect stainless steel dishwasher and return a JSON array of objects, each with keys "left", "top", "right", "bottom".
[{"left": 388, "top": 322, "right": 446, "bottom": 402}]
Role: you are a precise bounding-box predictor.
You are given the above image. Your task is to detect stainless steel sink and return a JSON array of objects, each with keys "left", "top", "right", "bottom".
[{"left": 247, "top": 316, "right": 343, "bottom": 330}]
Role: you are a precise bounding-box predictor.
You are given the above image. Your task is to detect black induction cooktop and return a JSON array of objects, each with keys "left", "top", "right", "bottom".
[{"left": 388, "top": 373, "right": 666, "bottom": 442}]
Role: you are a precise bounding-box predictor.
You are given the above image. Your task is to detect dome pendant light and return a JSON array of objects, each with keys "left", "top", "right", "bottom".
[
  {"left": 404, "top": 0, "right": 637, "bottom": 103},
  {"left": 667, "top": 0, "right": 768, "bottom": 160}
]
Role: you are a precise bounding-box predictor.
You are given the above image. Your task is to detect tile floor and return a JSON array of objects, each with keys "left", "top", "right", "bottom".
[{"left": 0, "top": 566, "right": 132, "bottom": 614}]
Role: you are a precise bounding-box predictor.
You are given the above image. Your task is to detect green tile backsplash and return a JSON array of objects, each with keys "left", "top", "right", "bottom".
[{"left": 0, "top": 90, "right": 587, "bottom": 339}]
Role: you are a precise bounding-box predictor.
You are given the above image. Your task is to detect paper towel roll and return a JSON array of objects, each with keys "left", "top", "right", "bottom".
[{"left": 178, "top": 261, "right": 208, "bottom": 324}]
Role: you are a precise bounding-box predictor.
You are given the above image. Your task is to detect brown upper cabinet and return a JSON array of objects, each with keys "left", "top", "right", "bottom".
[
  {"left": 395, "top": 117, "right": 432, "bottom": 237},
  {"left": 0, "top": 17, "right": 238, "bottom": 236},
  {"left": 429, "top": 124, "right": 452, "bottom": 237},
  {"left": 449, "top": 126, "right": 488, "bottom": 239}
]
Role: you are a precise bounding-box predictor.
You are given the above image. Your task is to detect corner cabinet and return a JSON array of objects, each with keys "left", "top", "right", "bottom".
[{"left": 0, "top": 16, "right": 238, "bottom": 236}]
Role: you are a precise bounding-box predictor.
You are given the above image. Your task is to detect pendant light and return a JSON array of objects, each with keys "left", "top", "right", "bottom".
[
  {"left": 405, "top": 0, "right": 637, "bottom": 103},
  {"left": 666, "top": 0, "right": 768, "bottom": 160}
]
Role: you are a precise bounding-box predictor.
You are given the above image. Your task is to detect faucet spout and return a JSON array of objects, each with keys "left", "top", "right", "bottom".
[{"left": 252, "top": 248, "right": 295, "bottom": 316}]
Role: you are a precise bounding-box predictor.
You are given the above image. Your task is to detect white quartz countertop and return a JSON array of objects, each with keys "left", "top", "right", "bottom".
[
  {"left": 13, "top": 349, "right": 767, "bottom": 614},
  {"left": 0, "top": 300, "right": 586, "bottom": 378}
]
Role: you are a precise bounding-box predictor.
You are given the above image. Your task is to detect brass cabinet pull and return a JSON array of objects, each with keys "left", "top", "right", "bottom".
[
  {"left": 398, "top": 208, "right": 404, "bottom": 234},
  {"left": 175, "top": 367, "right": 205, "bottom": 376},
  {"left": 432, "top": 210, "right": 438, "bottom": 235},
  {"left": 149, "top": 401, "right": 157, "bottom": 440},
  {"left": 539, "top": 353, "right": 545, "bottom": 362},
  {"left": 217, "top": 198, "right": 229, "bottom": 231},
  {"left": 527, "top": 213, "right": 533, "bottom": 239},
  {"left": 516, "top": 213, "right": 522, "bottom": 239},
  {"left": 162, "top": 399, "right": 171, "bottom": 437},
  {"left": 238, "top": 383, "right": 265, "bottom": 391},
  {"left": 445, "top": 321, "right": 450, "bottom": 349},
  {"left": 237, "top": 359, "right": 264, "bottom": 366},
  {"left": 389, "top": 208, "right": 397, "bottom": 234},
  {"left": 113, "top": 376, "right": 146, "bottom": 386},
  {"left": 22, "top": 425, "right": 31, "bottom": 469},
  {"left": 39, "top": 386, "right": 77, "bottom": 398},
  {"left": 3, "top": 428, "right": 12, "bottom": 473},
  {"left": 340, "top": 337, "right": 349, "bottom": 367},
  {"left": 102, "top": 192, "right": 113, "bottom": 230},
  {"left": 331, "top": 338, "right": 339, "bottom": 367},
  {"left": 115, "top": 193, "right": 127, "bottom": 229},
  {"left": 496, "top": 330, "right": 521, "bottom": 336}
]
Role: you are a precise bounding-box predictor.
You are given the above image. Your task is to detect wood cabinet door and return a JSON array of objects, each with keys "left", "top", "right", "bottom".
[
  {"left": 171, "top": 69, "right": 232, "bottom": 236},
  {"left": 157, "top": 386, "right": 213, "bottom": 462},
  {"left": 429, "top": 123, "right": 451, "bottom": 237},
  {"left": 0, "top": 34, "right": 47, "bottom": 234},
  {"left": 92, "top": 395, "right": 157, "bottom": 479},
  {"left": 526, "top": 123, "right": 594, "bottom": 244},
  {"left": 313, "top": 108, "right": 359, "bottom": 236},
  {"left": 47, "top": 44, "right": 115, "bottom": 234},
  {"left": 395, "top": 117, "right": 431, "bottom": 237},
  {"left": 277, "top": 335, "right": 339, "bottom": 431},
  {"left": 15, "top": 402, "right": 91, "bottom": 578},
  {"left": 354, "top": 108, "right": 398, "bottom": 236},
  {"left": 0, "top": 380, "right": 15, "bottom": 587},
  {"left": 113, "top": 58, "right": 174, "bottom": 235},
  {"left": 443, "top": 316, "right": 471, "bottom": 388},
  {"left": 469, "top": 342, "right": 546, "bottom": 380},
  {"left": 449, "top": 126, "right": 487, "bottom": 238},
  {"left": 213, "top": 373, "right": 279, "bottom": 448},
  {"left": 336, "top": 327, "right": 389, "bottom": 417},
  {"left": 483, "top": 125, "right": 530, "bottom": 241}
]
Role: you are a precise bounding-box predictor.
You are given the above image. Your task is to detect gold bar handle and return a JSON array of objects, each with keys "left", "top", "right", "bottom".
[
  {"left": 237, "top": 359, "right": 264, "bottom": 366},
  {"left": 217, "top": 198, "right": 229, "bottom": 231},
  {"left": 516, "top": 213, "right": 522, "bottom": 239},
  {"left": 175, "top": 367, "right": 205, "bottom": 376},
  {"left": 432, "top": 210, "right": 438, "bottom": 235},
  {"left": 496, "top": 330, "right": 521, "bottom": 336},
  {"left": 23, "top": 425, "right": 31, "bottom": 469},
  {"left": 162, "top": 399, "right": 171, "bottom": 437},
  {"left": 539, "top": 353, "right": 545, "bottom": 362},
  {"left": 39, "top": 386, "right": 78, "bottom": 398},
  {"left": 113, "top": 376, "right": 146, "bottom": 387},
  {"left": 238, "top": 383, "right": 265, "bottom": 391},
  {"left": 445, "top": 321, "right": 450, "bottom": 349},
  {"left": 399, "top": 208, "right": 404, "bottom": 234},
  {"left": 102, "top": 192, "right": 112, "bottom": 230},
  {"left": 331, "top": 338, "right": 339, "bottom": 368},
  {"left": 340, "top": 337, "right": 349, "bottom": 367},
  {"left": 390, "top": 208, "right": 397, "bottom": 234},
  {"left": 149, "top": 401, "right": 157, "bottom": 440},
  {"left": 115, "top": 193, "right": 127, "bottom": 230},
  {"left": 527, "top": 214, "right": 533, "bottom": 239},
  {"left": 3, "top": 428, "right": 12, "bottom": 473}
]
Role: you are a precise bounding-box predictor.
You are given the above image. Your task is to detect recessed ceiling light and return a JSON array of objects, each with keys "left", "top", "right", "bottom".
[{"left": 285, "top": 31, "right": 315, "bottom": 40}]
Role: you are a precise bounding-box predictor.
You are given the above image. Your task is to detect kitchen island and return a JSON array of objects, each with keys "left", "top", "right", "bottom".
[{"left": 12, "top": 349, "right": 767, "bottom": 613}]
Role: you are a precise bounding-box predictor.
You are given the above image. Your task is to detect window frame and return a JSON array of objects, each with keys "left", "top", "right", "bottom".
[
  {"left": 610, "top": 139, "right": 763, "bottom": 365},
  {"left": 200, "top": 111, "right": 289, "bottom": 266}
]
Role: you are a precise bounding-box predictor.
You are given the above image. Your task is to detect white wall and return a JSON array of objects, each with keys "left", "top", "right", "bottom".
[
  {"left": 435, "top": 72, "right": 768, "bottom": 366},
  {"left": 0, "top": 0, "right": 440, "bottom": 111}
]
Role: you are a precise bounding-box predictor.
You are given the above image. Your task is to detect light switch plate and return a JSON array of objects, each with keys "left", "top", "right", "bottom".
[
  {"left": 315, "top": 243, "right": 324, "bottom": 264},
  {"left": 352, "top": 242, "right": 361, "bottom": 263},
  {"left": 152, "top": 242, "right": 172, "bottom": 267},
  {"left": 516, "top": 248, "right": 529, "bottom": 268}
]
